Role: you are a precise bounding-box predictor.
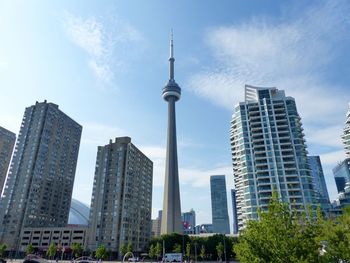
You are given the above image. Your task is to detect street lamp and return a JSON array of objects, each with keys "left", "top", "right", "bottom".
[
  {"left": 223, "top": 235, "right": 227, "bottom": 263},
  {"left": 194, "top": 243, "right": 198, "bottom": 263}
]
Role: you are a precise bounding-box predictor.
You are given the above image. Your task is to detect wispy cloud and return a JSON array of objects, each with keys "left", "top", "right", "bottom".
[
  {"left": 188, "top": 1, "right": 350, "bottom": 199},
  {"left": 63, "top": 11, "right": 145, "bottom": 84},
  {"left": 81, "top": 122, "right": 126, "bottom": 146},
  {"left": 188, "top": 1, "right": 349, "bottom": 123},
  {"left": 320, "top": 150, "right": 346, "bottom": 166},
  {"left": 140, "top": 144, "right": 233, "bottom": 189},
  {"left": 306, "top": 124, "right": 344, "bottom": 148}
]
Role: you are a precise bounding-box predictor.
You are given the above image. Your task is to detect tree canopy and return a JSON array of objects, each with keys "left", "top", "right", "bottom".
[
  {"left": 46, "top": 243, "right": 56, "bottom": 259},
  {"left": 95, "top": 245, "right": 107, "bottom": 260},
  {"left": 233, "top": 191, "right": 350, "bottom": 263}
]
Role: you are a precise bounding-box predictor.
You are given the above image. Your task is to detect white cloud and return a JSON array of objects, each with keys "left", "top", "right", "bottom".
[
  {"left": 81, "top": 122, "right": 126, "bottom": 146},
  {"left": 63, "top": 11, "right": 145, "bottom": 84},
  {"left": 140, "top": 144, "right": 233, "bottom": 190},
  {"left": 319, "top": 150, "right": 346, "bottom": 166},
  {"left": 139, "top": 145, "right": 166, "bottom": 187},
  {"left": 64, "top": 15, "right": 105, "bottom": 57},
  {"left": 180, "top": 166, "right": 233, "bottom": 188},
  {"left": 306, "top": 124, "right": 344, "bottom": 148},
  {"left": 188, "top": 1, "right": 349, "bottom": 125}
]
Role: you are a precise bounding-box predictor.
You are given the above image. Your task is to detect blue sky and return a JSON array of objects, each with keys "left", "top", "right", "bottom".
[{"left": 0, "top": 0, "right": 349, "bottom": 228}]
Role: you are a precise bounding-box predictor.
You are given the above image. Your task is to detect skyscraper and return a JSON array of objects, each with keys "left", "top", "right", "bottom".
[
  {"left": 230, "top": 189, "right": 239, "bottom": 234},
  {"left": 161, "top": 34, "right": 182, "bottom": 234},
  {"left": 151, "top": 210, "right": 162, "bottom": 238},
  {"left": 230, "top": 85, "right": 316, "bottom": 229},
  {"left": 342, "top": 103, "right": 350, "bottom": 157},
  {"left": 87, "top": 137, "right": 153, "bottom": 257},
  {"left": 333, "top": 158, "right": 350, "bottom": 193},
  {"left": 182, "top": 209, "right": 196, "bottom": 234},
  {"left": 308, "top": 156, "right": 330, "bottom": 211},
  {"left": 210, "top": 175, "right": 230, "bottom": 234},
  {"left": 0, "top": 101, "right": 82, "bottom": 249},
  {"left": 0, "top": 126, "right": 16, "bottom": 195}
]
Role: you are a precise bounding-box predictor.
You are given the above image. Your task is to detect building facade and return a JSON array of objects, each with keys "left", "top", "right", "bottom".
[
  {"left": 87, "top": 137, "right": 153, "bottom": 257},
  {"left": 333, "top": 159, "right": 350, "bottom": 193},
  {"left": 0, "top": 126, "right": 16, "bottom": 195},
  {"left": 194, "top": 224, "right": 213, "bottom": 234},
  {"left": 182, "top": 209, "right": 196, "bottom": 234},
  {"left": 342, "top": 103, "right": 350, "bottom": 157},
  {"left": 230, "top": 85, "right": 316, "bottom": 229},
  {"left": 0, "top": 101, "right": 82, "bottom": 249},
  {"left": 20, "top": 225, "right": 87, "bottom": 252},
  {"left": 151, "top": 211, "right": 162, "bottom": 238},
  {"left": 308, "top": 156, "right": 330, "bottom": 211},
  {"left": 210, "top": 175, "right": 230, "bottom": 234},
  {"left": 230, "top": 189, "right": 239, "bottom": 234}
]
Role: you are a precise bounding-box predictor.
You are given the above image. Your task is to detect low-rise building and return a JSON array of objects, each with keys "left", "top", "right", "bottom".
[{"left": 20, "top": 225, "right": 88, "bottom": 252}]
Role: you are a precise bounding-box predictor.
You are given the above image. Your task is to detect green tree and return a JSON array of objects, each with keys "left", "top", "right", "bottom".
[
  {"left": 155, "top": 242, "right": 162, "bottom": 259},
  {"left": 216, "top": 242, "right": 224, "bottom": 261},
  {"left": 199, "top": 245, "right": 205, "bottom": 261},
  {"left": 233, "top": 191, "right": 321, "bottom": 263},
  {"left": 26, "top": 243, "right": 34, "bottom": 255},
  {"left": 127, "top": 242, "right": 133, "bottom": 253},
  {"left": 0, "top": 244, "right": 7, "bottom": 258},
  {"left": 149, "top": 244, "right": 155, "bottom": 260},
  {"left": 185, "top": 242, "right": 191, "bottom": 261},
  {"left": 95, "top": 245, "right": 107, "bottom": 260},
  {"left": 120, "top": 244, "right": 128, "bottom": 257},
  {"left": 172, "top": 243, "right": 181, "bottom": 253},
  {"left": 318, "top": 206, "right": 350, "bottom": 262},
  {"left": 71, "top": 243, "right": 83, "bottom": 258},
  {"left": 46, "top": 243, "right": 56, "bottom": 259}
]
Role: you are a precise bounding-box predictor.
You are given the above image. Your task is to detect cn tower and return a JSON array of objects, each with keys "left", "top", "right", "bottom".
[{"left": 161, "top": 33, "right": 182, "bottom": 234}]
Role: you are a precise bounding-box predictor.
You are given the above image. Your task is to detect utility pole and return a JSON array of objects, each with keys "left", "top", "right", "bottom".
[{"left": 223, "top": 235, "right": 227, "bottom": 263}]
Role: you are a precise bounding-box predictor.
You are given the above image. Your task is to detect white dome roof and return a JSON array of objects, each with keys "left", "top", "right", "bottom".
[{"left": 68, "top": 198, "right": 90, "bottom": 225}]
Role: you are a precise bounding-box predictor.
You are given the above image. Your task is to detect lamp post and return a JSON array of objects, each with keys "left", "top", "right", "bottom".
[
  {"left": 194, "top": 243, "right": 198, "bottom": 263},
  {"left": 223, "top": 235, "right": 227, "bottom": 263}
]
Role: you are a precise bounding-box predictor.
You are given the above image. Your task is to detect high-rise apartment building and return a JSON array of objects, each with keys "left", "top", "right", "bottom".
[
  {"left": 182, "top": 209, "right": 196, "bottom": 234},
  {"left": 210, "top": 175, "right": 230, "bottom": 234},
  {"left": 0, "top": 126, "right": 16, "bottom": 195},
  {"left": 333, "top": 158, "right": 350, "bottom": 193},
  {"left": 308, "top": 156, "right": 330, "bottom": 211},
  {"left": 230, "top": 85, "right": 316, "bottom": 229},
  {"left": 0, "top": 101, "right": 82, "bottom": 249},
  {"left": 231, "top": 189, "right": 239, "bottom": 234},
  {"left": 342, "top": 103, "right": 350, "bottom": 157},
  {"left": 87, "top": 137, "right": 153, "bottom": 257}
]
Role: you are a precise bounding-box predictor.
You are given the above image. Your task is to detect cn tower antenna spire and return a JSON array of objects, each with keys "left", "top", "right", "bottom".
[
  {"left": 169, "top": 29, "right": 175, "bottom": 81},
  {"left": 170, "top": 29, "right": 174, "bottom": 58}
]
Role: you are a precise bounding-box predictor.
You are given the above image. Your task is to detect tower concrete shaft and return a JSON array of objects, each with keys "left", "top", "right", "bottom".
[{"left": 161, "top": 33, "right": 182, "bottom": 234}]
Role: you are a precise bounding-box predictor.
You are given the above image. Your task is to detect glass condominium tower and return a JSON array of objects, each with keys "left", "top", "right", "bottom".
[
  {"left": 342, "top": 103, "right": 350, "bottom": 158},
  {"left": 230, "top": 85, "right": 316, "bottom": 229},
  {"left": 0, "top": 101, "right": 82, "bottom": 249},
  {"left": 210, "top": 175, "right": 230, "bottom": 234}
]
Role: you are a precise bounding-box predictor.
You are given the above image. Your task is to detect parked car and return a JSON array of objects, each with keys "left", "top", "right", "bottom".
[
  {"left": 162, "top": 253, "right": 182, "bottom": 262},
  {"left": 23, "top": 254, "right": 48, "bottom": 263},
  {"left": 128, "top": 257, "right": 139, "bottom": 262}
]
